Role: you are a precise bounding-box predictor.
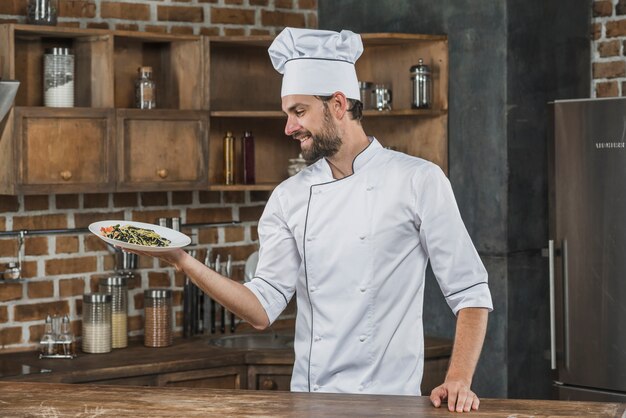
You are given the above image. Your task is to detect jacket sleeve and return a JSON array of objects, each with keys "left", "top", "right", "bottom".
[
  {"left": 414, "top": 164, "right": 493, "bottom": 315},
  {"left": 244, "top": 188, "right": 301, "bottom": 324}
]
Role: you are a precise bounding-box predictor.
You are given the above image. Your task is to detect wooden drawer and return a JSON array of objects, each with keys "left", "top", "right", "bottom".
[
  {"left": 15, "top": 107, "right": 115, "bottom": 193},
  {"left": 247, "top": 365, "right": 292, "bottom": 391},
  {"left": 157, "top": 366, "right": 246, "bottom": 389},
  {"left": 117, "top": 109, "right": 208, "bottom": 191}
]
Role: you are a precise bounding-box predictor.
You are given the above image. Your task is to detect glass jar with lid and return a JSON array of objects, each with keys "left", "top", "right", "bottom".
[
  {"left": 135, "top": 66, "right": 156, "bottom": 109},
  {"left": 144, "top": 289, "right": 172, "bottom": 347},
  {"left": 27, "top": 0, "right": 58, "bottom": 26},
  {"left": 99, "top": 275, "right": 128, "bottom": 349},
  {"left": 82, "top": 293, "right": 112, "bottom": 354},
  {"left": 43, "top": 47, "right": 74, "bottom": 108}
]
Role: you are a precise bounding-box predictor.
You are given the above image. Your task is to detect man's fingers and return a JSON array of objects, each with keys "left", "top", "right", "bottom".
[
  {"left": 429, "top": 387, "right": 447, "bottom": 408},
  {"left": 461, "top": 391, "right": 475, "bottom": 412},
  {"left": 454, "top": 390, "right": 468, "bottom": 413},
  {"left": 472, "top": 395, "right": 480, "bottom": 410},
  {"left": 447, "top": 389, "right": 458, "bottom": 412}
]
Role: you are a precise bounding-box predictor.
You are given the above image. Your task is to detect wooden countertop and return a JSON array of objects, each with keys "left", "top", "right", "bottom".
[
  {"left": 0, "top": 334, "right": 453, "bottom": 384},
  {"left": 1, "top": 381, "right": 624, "bottom": 417}
]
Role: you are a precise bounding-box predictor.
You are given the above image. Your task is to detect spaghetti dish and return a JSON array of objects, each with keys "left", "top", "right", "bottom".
[{"left": 100, "top": 224, "right": 171, "bottom": 247}]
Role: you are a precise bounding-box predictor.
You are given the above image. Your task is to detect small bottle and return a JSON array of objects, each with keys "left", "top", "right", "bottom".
[
  {"left": 40, "top": 315, "right": 56, "bottom": 357},
  {"left": 223, "top": 131, "right": 235, "bottom": 185},
  {"left": 59, "top": 315, "right": 75, "bottom": 357},
  {"left": 241, "top": 131, "right": 256, "bottom": 184},
  {"left": 135, "top": 66, "right": 156, "bottom": 109}
]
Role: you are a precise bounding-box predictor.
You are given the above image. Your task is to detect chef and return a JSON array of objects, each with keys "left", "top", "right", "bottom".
[{"left": 137, "top": 28, "right": 493, "bottom": 414}]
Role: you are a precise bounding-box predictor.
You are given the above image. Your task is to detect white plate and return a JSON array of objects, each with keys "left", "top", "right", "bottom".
[{"left": 89, "top": 220, "right": 191, "bottom": 253}]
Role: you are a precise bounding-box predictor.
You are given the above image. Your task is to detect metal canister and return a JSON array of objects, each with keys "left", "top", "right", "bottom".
[{"left": 410, "top": 59, "right": 432, "bottom": 109}]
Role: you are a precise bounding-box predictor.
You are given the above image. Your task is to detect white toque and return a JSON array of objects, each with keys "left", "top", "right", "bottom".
[{"left": 268, "top": 27, "right": 364, "bottom": 100}]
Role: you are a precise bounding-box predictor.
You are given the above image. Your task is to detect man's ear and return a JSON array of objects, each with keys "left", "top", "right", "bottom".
[{"left": 330, "top": 91, "right": 348, "bottom": 119}]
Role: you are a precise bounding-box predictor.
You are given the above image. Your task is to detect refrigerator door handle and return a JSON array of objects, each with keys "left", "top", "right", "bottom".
[{"left": 548, "top": 239, "right": 557, "bottom": 370}]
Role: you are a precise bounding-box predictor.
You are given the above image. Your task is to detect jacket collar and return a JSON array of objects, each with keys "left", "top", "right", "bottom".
[{"left": 317, "top": 136, "right": 381, "bottom": 179}]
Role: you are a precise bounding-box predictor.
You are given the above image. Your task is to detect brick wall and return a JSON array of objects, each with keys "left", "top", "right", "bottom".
[
  {"left": 0, "top": 0, "right": 315, "bottom": 351},
  {"left": 592, "top": 0, "right": 626, "bottom": 96}
]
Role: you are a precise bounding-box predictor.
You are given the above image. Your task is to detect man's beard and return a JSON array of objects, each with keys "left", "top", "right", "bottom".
[{"left": 299, "top": 106, "right": 343, "bottom": 164}]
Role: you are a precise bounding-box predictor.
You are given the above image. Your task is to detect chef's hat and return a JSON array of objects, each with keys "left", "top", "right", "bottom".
[{"left": 268, "top": 27, "right": 363, "bottom": 100}]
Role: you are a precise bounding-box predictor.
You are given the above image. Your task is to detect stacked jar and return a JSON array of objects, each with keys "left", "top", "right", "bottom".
[
  {"left": 82, "top": 293, "right": 112, "bottom": 354},
  {"left": 99, "top": 276, "right": 128, "bottom": 349},
  {"left": 144, "top": 289, "right": 172, "bottom": 347}
]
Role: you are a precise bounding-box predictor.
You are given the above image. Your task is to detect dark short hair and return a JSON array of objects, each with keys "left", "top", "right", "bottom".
[{"left": 316, "top": 95, "right": 363, "bottom": 122}]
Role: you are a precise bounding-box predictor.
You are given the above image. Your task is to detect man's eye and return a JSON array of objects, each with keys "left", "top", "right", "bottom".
[{"left": 295, "top": 110, "right": 304, "bottom": 117}]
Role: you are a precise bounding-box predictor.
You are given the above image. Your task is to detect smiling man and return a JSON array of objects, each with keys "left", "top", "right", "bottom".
[{"left": 137, "top": 27, "right": 493, "bottom": 413}]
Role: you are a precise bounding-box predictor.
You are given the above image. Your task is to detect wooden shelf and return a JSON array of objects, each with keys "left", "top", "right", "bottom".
[
  {"left": 207, "top": 183, "right": 277, "bottom": 191},
  {"left": 210, "top": 109, "right": 447, "bottom": 118}
]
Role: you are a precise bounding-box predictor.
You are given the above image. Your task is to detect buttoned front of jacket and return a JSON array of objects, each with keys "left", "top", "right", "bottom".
[{"left": 245, "top": 138, "right": 493, "bottom": 396}]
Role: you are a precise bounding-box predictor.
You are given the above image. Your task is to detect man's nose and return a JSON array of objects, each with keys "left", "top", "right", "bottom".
[{"left": 284, "top": 115, "right": 301, "bottom": 136}]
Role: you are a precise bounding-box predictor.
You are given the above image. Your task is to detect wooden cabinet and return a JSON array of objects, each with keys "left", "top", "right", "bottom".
[
  {"left": 247, "top": 365, "right": 293, "bottom": 391},
  {"left": 0, "top": 25, "right": 448, "bottom": 194},
  {"left": 157, "top": 365, "right": 246, "bottom": 389}
]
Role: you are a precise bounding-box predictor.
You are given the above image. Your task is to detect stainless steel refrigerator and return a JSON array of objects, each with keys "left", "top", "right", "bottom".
[{"left": 548, "top": 97, "right": 626, "bottom": 402}]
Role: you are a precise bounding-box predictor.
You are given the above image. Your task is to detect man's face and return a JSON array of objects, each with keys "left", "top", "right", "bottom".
[{"left": 282, "top": 95, "right": 342, "bottom": 163}]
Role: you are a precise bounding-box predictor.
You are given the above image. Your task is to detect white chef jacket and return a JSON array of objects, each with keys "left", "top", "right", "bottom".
[{"left": 244, "top": 137, "right": 493, "bottom": 396}]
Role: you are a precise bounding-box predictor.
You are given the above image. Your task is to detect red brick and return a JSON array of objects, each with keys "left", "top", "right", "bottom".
[
  {"left": 21, "top": 260, "right": 38, "bottom": 279},
  {"left": 130, "top": 210, "right": 181, "bottom": 224},
  {"left": 146, "top": 25, "right": 168, "bottom": 34},
  {"left": 224, "top": 28, "right": 246, "bottom": 36},
  {"left": 129, "top": 315, "right": 143, "bottom": 331},
  {"left": 306, "top": 11, "right": 317, "bottom": 28},
  {"left": 59, "top": 0, "right": 97, "bottom": 18},
  {"left": 261, "top": 10, "right": 306, "bottom": 27},
  {"left": 56, "top": 236, "right": 79, "bottom": 253},
  {"left": 0, "top": 218, "right": 5, "bottom": 230},
  {"left": 14, "top": 301, "right": 69, "bottom": 322},
  {"left": 224, "top": 191, "right": 245, "bottom": 203},
  {"left": 74, "top": 211, "right": 125, "bottom": 228},
  {"left": 140, "top": 192, "right": 168, "bottom": 207},
  {"left": 250, "top": 28, "right": 271, "bottom": 35},
  {"left": 198, "top": 191, "right": 221, "bottom": 203},
  {"left": 58, "top": 22, "right": 81, "bottom": 28},
  {"left": 13, "top": 214, "right": 67, "bottom": 230},
  {"left": 0, "top": 282, "right": 22, "bottom": 302},
  {"left": 211, "top": 7, "right": 255, "bottom": 25},
  {"left": 617, "top": 0, "right": 626, "bottom": 15},
  {"left": 133, "top": 293, "right": 144, "bottom": 310},
  {"left": 593, "top": 61, "right": 626, "bottom": 78},
  {"left": 298, "top": 0, "right": 317, "bottom": 9},
  {"left": 276, "top": 0, "right": 293, "bottom": 8},
  {"left": 171, "top": 26, "right": 195, "bottom": 35},
  {"left": 0, "top": 0, "right": 26, "bottom": 15},
  {"left": 596, "top": 81, "right": 619, "bottom": 97},
  {"left": 84, "top": 235, "right": 108, "bottom": 252},
  {"left": 199, "top": 0, "right": 218, "bottom": 3},
  {"left": 84, "top": 193, "right": 109, "bottom": 208},
  {"left": 224, "top": 226, "right": 245, "bottom": 242},
  {"left": 594, "top": 0, "right": 613, "bottom": 17},
  {"left": 113, "top": 193, "right": 138, "bottom": 207},
  {"left": 158, "top": 5, "right": 204, "bottom": 22},
  {"left": 25, "top": 236, "right": 48, "bottom": 256},
  {"left": 186, "top": 207, "right": 233, "bottom": 223},
  {"left": 55, "top": 194, "right": 79, "bottom": 209},
  {"left": 27, "top": 280, "right": 54, "bottom": 299},
  {"left": 0, "top": 196, "right": 19, "bottom": 212},
  {"left": 606, "top": 19, "right": 626, "bottom": 37},
  {"left": 148, "top": 271, "right": 171, "bottom": 287},
  {"left": 239, "top": 205, "right": 264, "bottom": 222},
  {"left": 101, "top": 1, "right": 150, "bottom": 20},
  {"left": 598, "top": 40, "right": 621, "bottom": 57},
  {"left": 87, "top": 22, "right": 110, "bottom": 29},
  {"left": 250, "top": 191, "right": 271, "bottom": 202},
  {"left": 75, "top": 298, "right": 82, "bottom": 316},
  {"left": 250, "top": 225, "right": 258, "bottom": 241},
  {"left": 593, "top": 23, "right": 602, "bottom": 40},
  {"left": 249, "top": 0, "right": 269, "bottom": 5},
  {"left": 211, "top": 244, "right": 257, "bottom": 262},
  {"left": 172, "top": 289, "right": 183, "bottom": 306},
  {"left": 198, "top": 228, "right": 219, "bottom": 244},
  {"left": 116, "top": 23, "right": 140, "bottom": 32},
  {"left": 172, "top": 191, "right": 193, "bottom": 205},
  {"left": 24, "top": 195, "right": 48, "bottom": 211},
  {"left": 45, "top": 256, "right": 97, "bottom": 275},
  {"left": 0, "top": 239, "right": 18, "bottom": 257},
  {"left": 200, "top": 27, "right": 221, "bottom": 36},
  {"left": 174, "top": 270, "right": 186, "bottom": 287},
  {"left": 0, "top": 306, "right": 7, "bottom": 323},
  {"left": 0, "top": 327, "right": 22, "bottom": 346},
  {"left": 225, "top": 0, "right": 244, "bottom": 4},
  {"left": 29, "top": 324, "right": 44, "bottom": 343},
  {"left": 59, "top": 278, "right": 86, "bottom": 297}
]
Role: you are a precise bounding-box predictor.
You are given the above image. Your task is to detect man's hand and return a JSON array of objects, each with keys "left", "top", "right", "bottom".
[
  {"left": 430, "top": 379, "right": 479, "bottom": 412},
  {"left": 123, "top": 247, "right": 187, "bottom": 271}
]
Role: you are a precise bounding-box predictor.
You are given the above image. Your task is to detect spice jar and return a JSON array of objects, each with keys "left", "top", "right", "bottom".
[
  {"left": 43, "top": 48, "right": 74, "bottom": 108},
  {"left": 135, "top": 66, "right": 156, "bottom": 109},
  {"left": 82, "top": 293, "right": 112, "bottom": 354},
  {"left": 144, "top": 289, "right": 172, "bottom": 347},
  {"left": 27, "top": 0, "right": 58, "bottom": 26},
  {"left": 99, "top": 276, "right": 128, "bottom": 349},
  {"left": 223, "top": 131, "right": 235, "bottom": 185}
]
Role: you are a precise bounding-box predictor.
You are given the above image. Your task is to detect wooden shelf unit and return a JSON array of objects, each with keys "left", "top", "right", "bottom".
[{"left": 0, "top": 25, "right": 448, "bottom": 194}]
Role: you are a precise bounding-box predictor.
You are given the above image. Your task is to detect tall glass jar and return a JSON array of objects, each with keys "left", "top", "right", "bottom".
[
  {"left": 43, "top": 47, "right": 74, "bottom": 108},
  {"left": 135, "top": 66, "right": 156, "bottom": 109},
  {"left": 99, "top": 276, "right": 128, "bottom": 349},
  {"left": 27, "top": 0, "right": 58, "bottom": 26},
  {"left": 82, "top": 293, "right": 112, "bottom": 354},
  {"left": 144, "top": 289, "right": 172, "bottom": 347}
]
